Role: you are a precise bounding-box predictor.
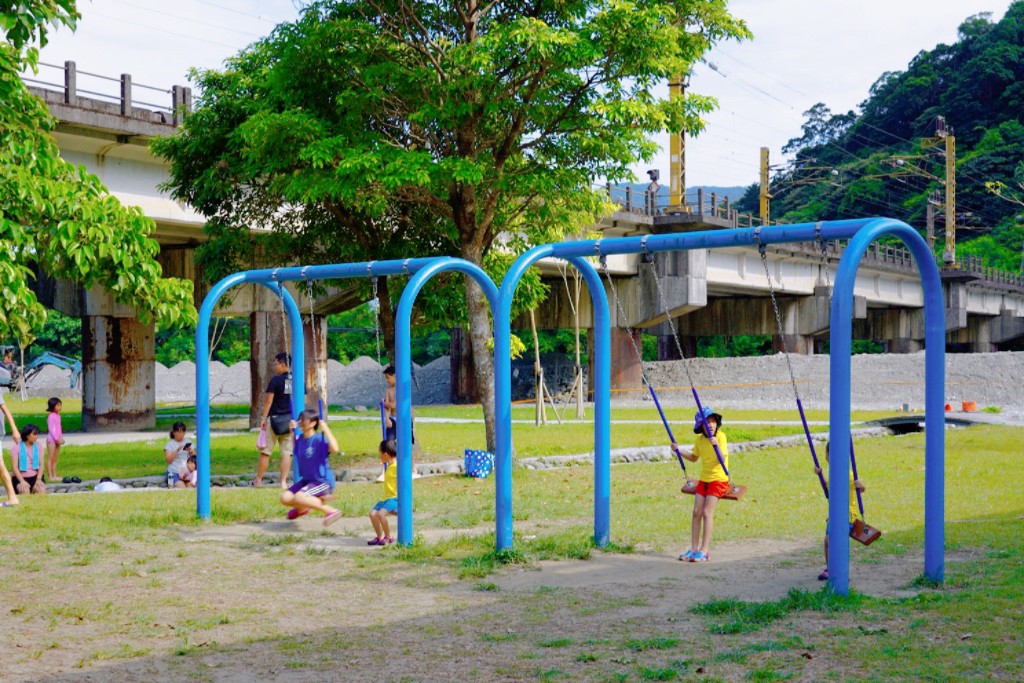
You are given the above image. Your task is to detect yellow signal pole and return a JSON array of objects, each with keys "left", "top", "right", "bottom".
[
  {"left": 759, "top": 147, "right": 771, "bottom": 225},
  {"left": 669, "top": 76, "right": 685, "bottom": 210}
]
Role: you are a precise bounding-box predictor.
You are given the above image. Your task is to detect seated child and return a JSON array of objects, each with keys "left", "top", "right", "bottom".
[
  {"left": 180, "top": 455, "right": 198, "bottom": 489},
  {"left": 368, "top": 439, "right": 398, "bottom": 545},
  {"left": 280, "top": 409, "right": 342, "bottom": 526},
  {"left": 815, "top": 441, "right": 867, "bottom": 581}
]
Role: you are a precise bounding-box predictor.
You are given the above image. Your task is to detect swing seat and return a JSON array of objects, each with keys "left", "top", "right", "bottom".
[
  {"left": 679, "top": 481, "right": 747, "bottom": 501},
  {"left": 850, "top": 519, "right": 882, "bottom": 546},
  {"left": 722, "top": 483, "right": 747, "bottom": 501}
]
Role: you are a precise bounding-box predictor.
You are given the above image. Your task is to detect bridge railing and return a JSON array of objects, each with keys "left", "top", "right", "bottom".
[
  {"left": 22, "top": 60, "right": 191, "bottom": 124},
  {"left": 601, "top": 183, "right": 769, "bottom": 226},
  {"left": 960, "top": 255, "right": 1024, "bottom": 290}
]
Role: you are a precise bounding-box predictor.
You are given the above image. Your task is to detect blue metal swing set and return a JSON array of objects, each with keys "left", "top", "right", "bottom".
[{"left": 194, "top": 217, "right": 946, "bottom": 596}]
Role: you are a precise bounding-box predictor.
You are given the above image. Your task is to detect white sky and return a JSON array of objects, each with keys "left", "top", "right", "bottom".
[{"left": 32, "top": 0, "right": 1012, "bottom": 190}]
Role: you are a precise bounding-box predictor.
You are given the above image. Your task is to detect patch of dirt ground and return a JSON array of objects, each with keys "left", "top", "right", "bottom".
[{"left": 2, "top": 516, "right": 953, "bottom": 683}]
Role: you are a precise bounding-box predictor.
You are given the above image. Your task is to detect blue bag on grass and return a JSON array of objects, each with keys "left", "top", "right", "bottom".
[{"left": 464, "top": 449, "right": 494, "bottom": 479}]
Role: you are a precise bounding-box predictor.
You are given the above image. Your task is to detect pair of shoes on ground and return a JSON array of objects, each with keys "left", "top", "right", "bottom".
[
  {"left": 61, "top": 476, "right": 81, "bottom": 484},
  {"left": 367, "top": 536, "right": 394, "bottom": 546},
  {"left": 678, "top": 549, "right": 709, "bottom": 563},
  {"left": 818, "top": 568, "right": 830, "bottom": 581},
  {"left": 287, "top": 508, "right": 309, "bottom": 520}
]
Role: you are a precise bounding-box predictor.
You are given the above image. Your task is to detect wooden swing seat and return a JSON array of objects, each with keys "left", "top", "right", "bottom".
[
  {"left": 680, "top": 480, "right": 747, "bottom": 501},
  {"left": 850, "top": 519, "right": 882, "bottom": 546}
]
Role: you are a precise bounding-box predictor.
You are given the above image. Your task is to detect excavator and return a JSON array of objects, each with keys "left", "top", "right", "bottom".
[{"left": 0, "top": 351, "right": 82, "bottom": 392}]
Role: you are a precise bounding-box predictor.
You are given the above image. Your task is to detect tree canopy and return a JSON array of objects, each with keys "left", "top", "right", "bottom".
[
  {"left": 0, "top": 1, "right": 196, "bottom": 345},
  {"left": 155, "top": 0, "right": 750, "bottom": 447},
  {"left": 769, "top": 4, "right": 1024, "bottom": 271}
]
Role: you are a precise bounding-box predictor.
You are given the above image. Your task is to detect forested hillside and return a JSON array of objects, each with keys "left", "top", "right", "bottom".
[{"left": 736, "top": 4, "right": 1024, "bottom": 271}]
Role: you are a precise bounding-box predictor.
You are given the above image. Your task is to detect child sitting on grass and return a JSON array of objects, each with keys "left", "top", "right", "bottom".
[
  {"left": 180, "top": 455, "right": 198, "bottom": 489},
  {"left": 673, "top": 406, "right": 729, "bottom": 563},
  {"left": 280, "top": 409, "right": 342, "bottom": 527},
  {"left": 368, "top": 439, "right": 398, "bottom": 545},
  {"left": 815, "top": 442, "right": 867, "bottom": 581}
]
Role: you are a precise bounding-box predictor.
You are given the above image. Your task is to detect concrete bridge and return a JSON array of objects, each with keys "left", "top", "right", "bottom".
[{"left": 24, "top": 62, "right": 1024, "bottom": 427}]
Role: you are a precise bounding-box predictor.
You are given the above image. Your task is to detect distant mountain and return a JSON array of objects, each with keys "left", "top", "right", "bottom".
[{"left": 608, "top": 182, "right": 747, "bottom": 209}]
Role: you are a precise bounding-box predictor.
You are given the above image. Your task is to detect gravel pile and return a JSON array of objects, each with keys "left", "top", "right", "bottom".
[
  {"left": 11, "top": 351, "right": 1023, "bottom": 416},
  {"left": 641, "top": 351, "right": 1024, "bottom": 414}
]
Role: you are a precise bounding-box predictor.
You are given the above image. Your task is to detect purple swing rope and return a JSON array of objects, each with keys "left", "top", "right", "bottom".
[{"left": 647, "top": 383, "right": 689, "bottom": 478}]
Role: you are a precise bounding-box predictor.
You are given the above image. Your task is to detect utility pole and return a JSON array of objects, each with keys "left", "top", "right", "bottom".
[
  {"left": 919, "top": 116, "right": 956, "bottom": 266},
  {"left": 759, "top": 147, "right": 771, "bottom": 225},
  {"left": 669, "top": 75, "right": 685, "bottom": 210},
  {"left": 926, "top": 190, "right": 942, "bottom": 253},
  {"left": 943, "top": 130, "right": 957, "bottom": 266}
]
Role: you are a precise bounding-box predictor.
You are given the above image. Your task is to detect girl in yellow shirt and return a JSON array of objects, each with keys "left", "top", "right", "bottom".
[{"left": 673, "top": 406, "right": 729, "bottom": 563}]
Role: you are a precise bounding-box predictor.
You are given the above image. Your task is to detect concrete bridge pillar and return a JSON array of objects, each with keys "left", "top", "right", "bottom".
[
  {"left": 80, "top": 288, "right": 155, "bottom": 431},
  {"left": 770, "top": 296, "right": 813, "bottom": 355},
  {"left": 943, "top": 279, "right": 969, "bottom": 333},
  {"left": 988, "top": 307, "right": 1024, "bottom": 349},
  {"left": 865, "top": 308, "right": 925, "bottom": 353}
]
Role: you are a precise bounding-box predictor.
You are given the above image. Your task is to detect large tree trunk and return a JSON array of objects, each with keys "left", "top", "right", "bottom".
[{"left": 460, "top": 247, "right": 497, "bottom": 451}]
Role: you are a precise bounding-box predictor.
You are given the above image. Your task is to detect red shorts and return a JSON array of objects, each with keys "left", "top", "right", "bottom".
[{"left": 695, "top": 480, "right": 730, "bottom": 498}]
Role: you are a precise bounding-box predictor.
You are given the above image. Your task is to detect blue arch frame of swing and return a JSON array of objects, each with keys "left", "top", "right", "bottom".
[
  {"left": 194, "top": 257, "right": 500, "bottom": 547},
  {"left": 495, "top": 217, "right": 945, "bottom": 596}
]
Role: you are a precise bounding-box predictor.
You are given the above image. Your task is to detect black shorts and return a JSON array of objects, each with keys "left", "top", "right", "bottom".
[{"left": 385, "top": 418, "right": 415, "bottom": 444}]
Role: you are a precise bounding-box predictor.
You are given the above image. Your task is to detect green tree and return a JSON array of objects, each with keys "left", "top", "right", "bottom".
[
  {"left": 28, "top": 309, "right": 81, "bottom": 357},
  {"left": 155, "top": 0, "right": 749, "bottom": 449},
  {"left": 1, "top": 1, "right": 195, "bottom": 346}
]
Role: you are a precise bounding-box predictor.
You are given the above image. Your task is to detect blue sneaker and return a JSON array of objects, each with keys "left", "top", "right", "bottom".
[
  {"left": 678, "top": 550, "right": 695, "bottom": 561},
  {"left": 689, "top": 551, "right": 709, "bottom": 563}
]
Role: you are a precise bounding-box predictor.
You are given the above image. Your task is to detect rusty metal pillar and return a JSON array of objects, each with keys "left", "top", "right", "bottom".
[
  {"left": 302, "top": 314, "right": 328, "bottom": 411},
  {"left": 81, "top": 315, "right": 155, "bottom": 431},
  {"left": 249, "top": 310, "right": 289, "bottom": 428},
  {"left": 590, "top": 327, "right": 642, "bottom": 400}
]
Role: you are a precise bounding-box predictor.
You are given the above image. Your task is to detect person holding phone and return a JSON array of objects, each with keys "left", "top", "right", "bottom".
[{"left": 164, "top": 422, "right": 195, "bottom": 489}]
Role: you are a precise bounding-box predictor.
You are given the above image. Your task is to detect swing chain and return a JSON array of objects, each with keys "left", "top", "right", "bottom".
[
  {"left": 304, "top": 274, "right": 323, "bottom": 407},
  {"left": 755, "top": 234, "right": 801, "bottom": 399},
  {"left": 271, "top": 268, "right": 292, "bottom": 377},
  {"left": 600, "top": 264, "right": 650, "bottom": 388},
  {"left": 648, "top": 258, "right": 697, "bottom": 389}
]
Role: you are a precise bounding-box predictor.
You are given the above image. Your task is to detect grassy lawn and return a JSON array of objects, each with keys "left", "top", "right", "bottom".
[{"left": 0, "top": 425, "right": 1020, "bottom": 680}]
